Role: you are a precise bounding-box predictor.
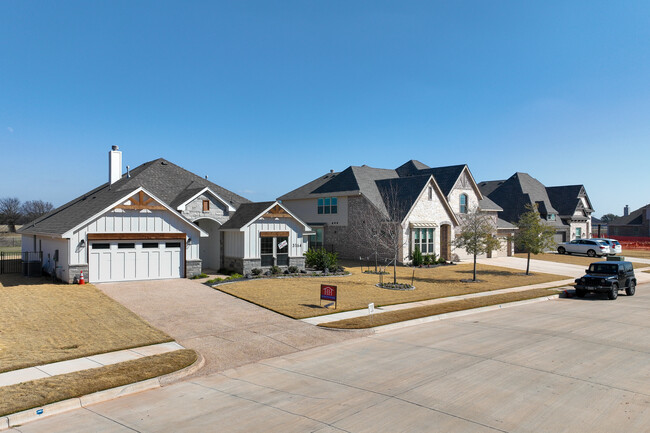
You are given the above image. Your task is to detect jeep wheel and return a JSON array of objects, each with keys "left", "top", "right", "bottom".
[
  {"left": 575, "top": 289, "right": 586, "bottom": 298},
  {"left": 626, "top": 281, "right": 636, "bottom": 296},
  {"left": 608, "top": 283, "right": 619, "bottom": 300},
  {"left": 587, "top": 249, "right": 596, "bottom": 257},
  {"left": 557, "top": 247, "right": 566, "bottom": 254}
]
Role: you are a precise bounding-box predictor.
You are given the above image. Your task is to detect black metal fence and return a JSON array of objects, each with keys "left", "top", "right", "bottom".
[
  {"left": 22, "top": 252, "right": 43, "bottom": 277},
  {"left": 0, "top": 252, "right": 22, "bottom": 274}
]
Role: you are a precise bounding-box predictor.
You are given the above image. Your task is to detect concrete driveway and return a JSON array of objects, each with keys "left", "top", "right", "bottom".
[
  {"left": 15, "top": 281, "right": 650, "bottom": 432},
  {"left": 95, "top": 279, "right": 370, "bottom": 376}
]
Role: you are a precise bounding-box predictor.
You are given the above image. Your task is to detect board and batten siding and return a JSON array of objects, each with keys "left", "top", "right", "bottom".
[
  {"left": 223, "top": 231, "right": 245, "bottom": 258},
  {"left": 244, "top": 219, "right": 307, "bottom": 259},
  {"left": 69, "top": 209, "right": 201, "bottom": 265}
]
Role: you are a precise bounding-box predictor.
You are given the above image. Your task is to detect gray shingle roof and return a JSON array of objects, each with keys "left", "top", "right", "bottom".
[
  {"left": 477, "top": 180, "right": 506, "bottom": 196},
  {"left": 608, "top": 204, "right": 649, "bottom": 226},
  {"left": 375, "top": 175, "right": 432, "bottom": 221},
  {"left": 220, "top": 202, "right": 275, "bottom": 230},
  {"left": 546, "top": 185, "right": 592, "bottom": 217},
  {"left": 18, "top": 158, "right": 250, "bottom": 236},
  {"left": 496, "top": 218, "right": 516, "bottom": 230},
  {"left": 478, "top": 196, "right": 502, "bottom": 212},
  {"left": 482, "top": 172, "right": 563, "bottom": 227},
  {"left": 395, "top": 160, "right": 431, "bottom": 177}
]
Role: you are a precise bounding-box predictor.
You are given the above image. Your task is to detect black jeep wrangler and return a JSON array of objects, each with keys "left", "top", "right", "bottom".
[{"left": 574, "top": 261, "right": 637, "bottom": 300}]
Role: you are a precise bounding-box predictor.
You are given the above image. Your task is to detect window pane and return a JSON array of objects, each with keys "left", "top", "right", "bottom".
[
  {"left": 165, "top": 242, "right": 181, "bottom": 248},
  {"left": 277, "top": 254, "right": 289, "bottom": 266},
  {"left": 118, "top": 243, "right": 135, "bottom": 249},
  {"left": 331, "top": 197, "right": 337, "bottom": 206},
  {"left": 261, "top": 255, "right": 274, "bottom": 266},
  {"left": 324, "top": 198, "right": 330, "bottom": 207},
  {"left": 142, "top": 243, "right": 158, "bottom": 248},
  {"left": 92, "top": 243, "right": 110, "bottom": 249},
  {"left": 277, "top": 237, "right": 288, "bottom": 253},
  {"left": 414, "top": 229, "right": 419, "bottom": 240},
  {"left": 261, "top": 237, "right": 273, "bottom": 254},
  {"left": 331, "top": 205, "right": 337, "bottom": 214},
  {"left": 318, "top": 206, "right": 324, "bottom": 214}
]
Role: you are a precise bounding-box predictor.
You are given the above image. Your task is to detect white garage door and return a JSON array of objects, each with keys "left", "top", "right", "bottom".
[{"left": 89, "top": 240, "right": 184, "bottom": 283}]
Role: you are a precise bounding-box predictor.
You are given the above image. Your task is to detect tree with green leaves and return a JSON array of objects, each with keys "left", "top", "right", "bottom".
[
  {"left": 515, "top": 203, "right": 557, "bottom": 275},
  {"left": 600, "top": 213, "right": 619, "bottom": 224},
  {"left": 452, "top": 206, "right": 501, "bottom": 281}
]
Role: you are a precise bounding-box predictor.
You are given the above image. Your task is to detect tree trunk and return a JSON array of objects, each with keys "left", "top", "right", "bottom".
[
  {"left": 526, "top": 251, "right": 531, "bottom": 275},
  {"left": 374, "top": 252, "right": 378, "bottom": 273},
  {"left": 473, "top": 253, "right": 477, "bottom": 281},
  {"left": 393, "top": 250, "right": 398, "bottom": 284}
]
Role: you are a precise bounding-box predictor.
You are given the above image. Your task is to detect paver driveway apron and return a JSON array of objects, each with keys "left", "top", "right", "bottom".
[{"left": 96, "top": 278, "right": 370, "bottom": 375}]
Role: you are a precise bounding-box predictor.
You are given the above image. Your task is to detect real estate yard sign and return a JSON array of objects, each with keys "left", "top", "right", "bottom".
[{"left": 320, "top": 284, "right": 337, "bottom": 309}]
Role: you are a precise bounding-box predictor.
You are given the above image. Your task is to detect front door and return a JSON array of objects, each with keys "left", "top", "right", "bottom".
[{"left": 440, "top": 225, "right": 451, "bottom": 261}]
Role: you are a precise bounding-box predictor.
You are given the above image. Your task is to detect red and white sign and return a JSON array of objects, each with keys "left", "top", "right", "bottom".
[{"left": 320, "top": 284, "right": 337, "bottom": 302}]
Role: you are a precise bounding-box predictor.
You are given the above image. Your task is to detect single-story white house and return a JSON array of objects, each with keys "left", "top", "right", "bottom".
[{"left": 18, "top": 147, "right": 312, "bottom": 283}]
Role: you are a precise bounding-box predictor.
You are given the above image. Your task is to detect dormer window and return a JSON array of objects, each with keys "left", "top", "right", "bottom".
[
  {"left": 318, "top": 197, "right": 338, "bottom": 214},
  {"left": 459, "top": 194, "right": 468, "bottom": 214},
  {"left": 547, "top": 213, "right": 556, "bottom": 221}
]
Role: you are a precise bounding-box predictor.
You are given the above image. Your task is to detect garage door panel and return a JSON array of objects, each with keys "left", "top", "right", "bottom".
[{"left": 89, "top": 240, "right": 182, "bottom": 283}]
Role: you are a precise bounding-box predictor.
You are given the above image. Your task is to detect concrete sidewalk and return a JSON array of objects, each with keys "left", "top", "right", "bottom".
[{"left": 0, "top": 342, "right": 183, "bottom": 388}]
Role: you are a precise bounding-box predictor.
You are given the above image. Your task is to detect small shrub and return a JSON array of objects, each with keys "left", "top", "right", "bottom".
[
  {"left": 412, "top": 246, "right": 423, "bottom": 267},
  {"left": 423, "top": 254, "right": 431, "bottom": 265},
  {"left": 251, "top": 268, "right": 262, "bottom": 276},
  {"left": 206, "top": 277, "right": 223, "bottom": 284},
  {"left": 288, "top": 265, "right": 299, "bottom": 273},
  {"left": 304, "top": 248, "right": 338, "bottom": 271},
  {"left": 228, "top": 273, "right": 243, "bottom": 280},
  {"left": 270, "top": 265, "right": 281, "bottom": 275},
  {"left": 437, "top": 257, "right": 446, "bottom": 264}
]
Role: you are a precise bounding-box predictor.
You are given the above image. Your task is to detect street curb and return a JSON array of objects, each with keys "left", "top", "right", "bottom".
[
  {"left": 372, "top": 294, "right": 561, "bottom": 334},
  {"left": 0, "top": 351, "right": 205, "bottom": 431}
]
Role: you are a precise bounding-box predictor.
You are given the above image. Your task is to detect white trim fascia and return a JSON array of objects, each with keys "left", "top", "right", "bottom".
[
  {"left": 18, "top": 231, "right": 65, "bottom": 239},
  {"left": 61, "top": 187, "right": 209, "bottom": 238},
  {"left": 401, "top": 176, "right": 459, "bottom": 226},
  {"left": 244, "top": 201, "right": 312, "bottom": 233},
  {"left": 175, "top": 186, "right": 236, "bottom": 212}
]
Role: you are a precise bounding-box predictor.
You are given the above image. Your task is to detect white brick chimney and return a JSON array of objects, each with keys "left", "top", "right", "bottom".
[{"left": 109, "top": 145, "right": 122, "bottom": 185}]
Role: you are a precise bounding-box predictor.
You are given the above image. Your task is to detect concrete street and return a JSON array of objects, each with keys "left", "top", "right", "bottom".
[{"left": 11, "top": 280, "right": 650, "bottom": 433}]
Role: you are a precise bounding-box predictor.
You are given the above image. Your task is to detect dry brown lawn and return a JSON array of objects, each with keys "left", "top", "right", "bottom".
[
  {"left": 0, "top": 274, "right": 172, "bottom": 373},
  {"left": 320, "top": 288, "right": 562, "bottom": 329},
  {"left": 214, "top": 263, "right": 566, "bottom": 319},
  {"left": 0, "top": 349, "right": 197, "bottom": 417},
  {"left": 625, "top": 250, "right": 650, "bottom": 260},
  {"left": 514, "top": 252, "right": 646, "bottom": 266}
]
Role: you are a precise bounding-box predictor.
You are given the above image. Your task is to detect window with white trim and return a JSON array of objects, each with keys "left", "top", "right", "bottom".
[
  {"left": 413, "top": 228, "right": 435, "bottom": 254},
  {"left": 317, "top": 197, "right": 338, "bottom": 214},
  {"left": 459, "top": 194, "right": 468, "bottom": 214}
]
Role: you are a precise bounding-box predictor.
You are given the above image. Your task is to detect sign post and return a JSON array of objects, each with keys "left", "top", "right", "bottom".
[{"left": 320, "top": 284, "right": 337, "bottom": 309}]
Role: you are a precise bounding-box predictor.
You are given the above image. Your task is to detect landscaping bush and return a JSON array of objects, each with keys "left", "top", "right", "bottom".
[
  {"left": 228, "top": 273, "right": 243, "bottom": 280},
  {"left": 287, "top": 265, "right": 299, "bottom": 273},
  {"left": 423, "top": 254, "right": 431, "bottom": 265},
  {"left": 270, "top": 265, "right": 281, "bottom": 275},
  {"left": 412, "top": 246, "right": 423, "bottom": 267},
  {"left": 304, "top": 248, "right": 338, "bottom": 271},
  {"left": 251, "top": 268, "right": 262, "bottom": 276}
]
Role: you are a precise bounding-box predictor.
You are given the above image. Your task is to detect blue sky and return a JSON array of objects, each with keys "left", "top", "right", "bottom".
[{"left": 2, "top": 1, "right": 649, "bottom": 217}]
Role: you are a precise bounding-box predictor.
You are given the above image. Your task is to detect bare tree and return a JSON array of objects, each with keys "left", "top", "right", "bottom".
[
  {"left": 22, "top": 200, "right": 54, "bottom": 222},
  {"left": 0, "top": 197, "right": 22, "bottom": 232},
  {"left": 351, "top": 183, "right": 410, "bottom": 285},
  {"left": 452, "top": 206, "right": 501, "bottom": 281}
]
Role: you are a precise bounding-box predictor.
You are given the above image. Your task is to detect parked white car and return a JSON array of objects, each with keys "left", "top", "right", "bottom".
[
  {"left": 557, "top": 239, "right": 611, "bottom": 257},
  {"left": 592, "top": 238, "right": 622, "bottom": 255}
]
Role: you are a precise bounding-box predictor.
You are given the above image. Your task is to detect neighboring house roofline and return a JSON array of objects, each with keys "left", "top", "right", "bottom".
[
  {"left": 61, "top": 186, "right": 208, "bottom": 239},
  {"left": 175, "top": 186, "right": 237, "bottom": 212}
]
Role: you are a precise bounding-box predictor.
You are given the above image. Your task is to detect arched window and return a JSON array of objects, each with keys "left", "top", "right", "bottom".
[{"left": 459, "top": 194, "right": 468, "bottom": 214}]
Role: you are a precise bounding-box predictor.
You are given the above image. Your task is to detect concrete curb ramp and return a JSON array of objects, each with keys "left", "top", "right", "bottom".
[{"left": 0, "top": 352, "right": 205, "bottom": 431}]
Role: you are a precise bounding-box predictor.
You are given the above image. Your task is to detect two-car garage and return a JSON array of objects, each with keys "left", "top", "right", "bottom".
[{"left": 88, "top": 235, "right": 185, "bottom": 283}]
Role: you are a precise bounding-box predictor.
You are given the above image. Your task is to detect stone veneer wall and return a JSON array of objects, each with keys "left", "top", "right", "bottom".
[
  {"left": 223, "top": 256, "right": 307, "bottom": 274},
  {"left": 186, "top": 259, "right": 202, "bottom": 278},
  {"left": 68, "top": 264, "right": 89, "bottom": 284},
  {"left": 181, "top": 194, "right": 230, "bottom": 224}
]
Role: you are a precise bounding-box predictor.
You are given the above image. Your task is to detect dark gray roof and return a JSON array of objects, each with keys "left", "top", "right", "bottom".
[
  {"left": 375, "top": 175, "right": 432, "bottom": 221},
  {"left": 608, "top": 204, "right": 649, "bottom": 226},
  {"left": 478, "top": 196, "right": 502, "bottom": 212},
  {"left": 19, "top": 158, "right": 250, "bottom": 236},
  {"left": 220, "top": 202, "right": 275, "bottom": 230},
  {"left": 478, "top": 180, "right": 506, "bottom": 196},
  {"left": 546, "top": 185, "right": 592, "bottom": 217},
  {"left": 395, "top": 160, "right": 431, "bottom": 177},
  {"left": 482, "top": 172, "right": 562, "bottom": 227}
]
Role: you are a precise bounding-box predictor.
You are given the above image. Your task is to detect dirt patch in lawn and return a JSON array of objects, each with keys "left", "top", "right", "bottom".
[
  {"left": 213, "top": 263, "right": 565, "bottom": 319},
  {"left": 514, "top": 253, "right": 645, "bottom": 267},
  {"left": 0, "top": 349, "right": 197, "bottom": 417},
  {"left": 320, "top": 288, "right": 562, "bottom": 329},
  {"left": 0, "top": 274, "right": 172, "bottom": 373}
]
